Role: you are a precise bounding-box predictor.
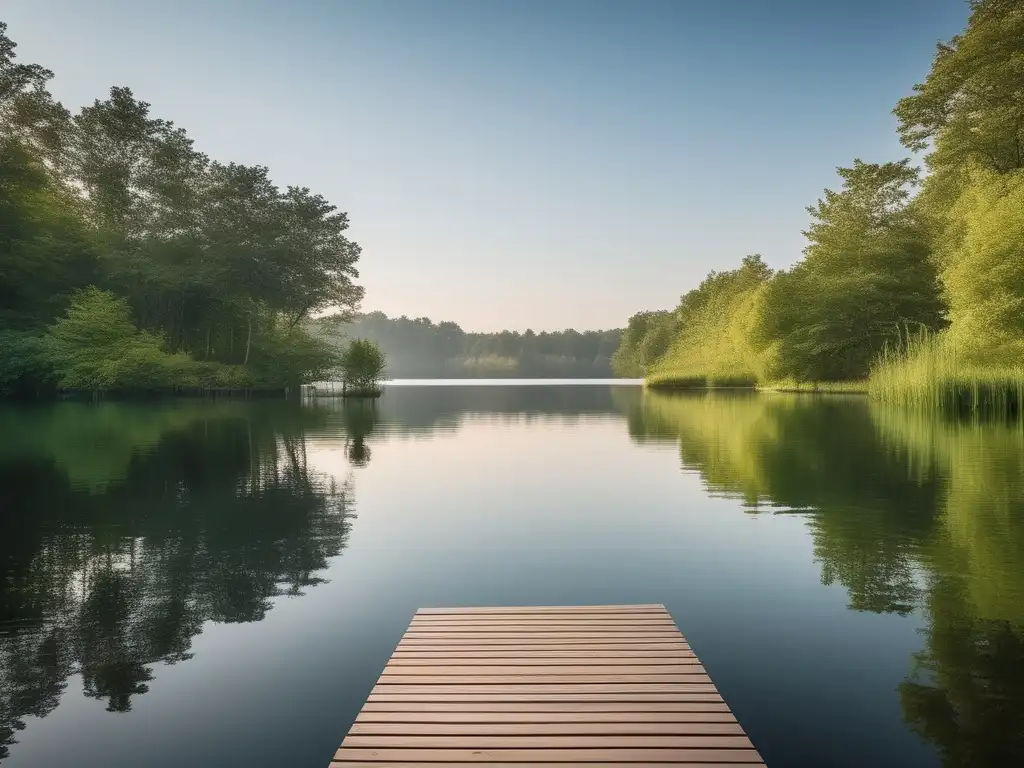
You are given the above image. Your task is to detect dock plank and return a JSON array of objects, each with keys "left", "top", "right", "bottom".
[
  {"left": 380, "top": 667, "right": 708, "bottom": 671},
  {"left": 354, "top": 712, "right": 739, "bottom": 723},
  {"left": 329, "top": 605, "right": 765, "bottom": 765},
  {"left": 366, "top": 693, "right": 727, "bottom": 703},
  {"left": 334, "top": 748, "right": 764, "bottom": 763},
  {"left": 359, "top": 702, "right": 733, "bottom": 712},
  {"left": 347, "top": 722, "right": 747, "bottom": 735}
]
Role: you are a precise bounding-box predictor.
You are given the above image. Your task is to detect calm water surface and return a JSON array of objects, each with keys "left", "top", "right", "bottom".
[{"left": 1, "top": 383, "right": 1022, "bottom": 767}]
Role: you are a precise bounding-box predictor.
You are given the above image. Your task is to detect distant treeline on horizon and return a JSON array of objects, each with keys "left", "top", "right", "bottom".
[{"left": 315, "top": 311, "right": 622, "bottom": 378}]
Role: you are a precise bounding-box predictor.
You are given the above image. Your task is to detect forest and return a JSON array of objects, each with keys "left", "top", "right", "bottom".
[
  {"left": 613, "top": 0, "right": 1024, "bottom": 413},
  {"left": 0, "top": 22, "right": 359, "bottom": 397},
  {"left": 316, "top": 311, "right": 621, "bottom": 378}
]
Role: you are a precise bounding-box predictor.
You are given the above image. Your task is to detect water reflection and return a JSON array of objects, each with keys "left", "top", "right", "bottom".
[
  {"left": 0, "top": 403, "right": 355, "bottom": 759},
  {"left": 628, "top": 392, "right": 1024, "bottom": 765},
  {"left": 0, "top": 389, "right": 639, "bottom": 761},
  {"left": 1, "top": 388, "right": 1022, "bottom": 766},
  {"left": 371, "top": 382, "right": 643, "bottom": 433},
  {"left": 339, "top": 401, "right": 379, "bottom": 467},
  {"left": 877, "top": 409, "right": 1024, "bottom": 766}
]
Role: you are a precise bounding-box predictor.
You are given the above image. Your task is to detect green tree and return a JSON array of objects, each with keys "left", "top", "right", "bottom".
[
  {"left": 751, "top": 160, "right": 945, "bottom": 381},
  {"left": 339, "top": 338, "right": 387, "bottom": 395},
  {"left": 0, "top": 21, "right": 73, "bottom": 165},
  {"left": 939, "top": 166, "right": 1024, "bottom": 357},
  {"left": 0, "top": 139, "right": 96, "bottom": 330},
  {"left": 1, "top": 25, "right": 96, "bottom": 395},
  {"left": 649, "top": 254, "right": 771, "bottom": 386},
  {"left": 894, "top": 0, "right": 1024, "bottom": 176},
  {"left": 612, "top": 310, "right": 676, "bottom": 376},
  {"left": 43, "top": 287, "right": 188, "bottom": 392}
]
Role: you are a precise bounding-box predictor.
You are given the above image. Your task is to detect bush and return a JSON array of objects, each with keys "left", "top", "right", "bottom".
[
  {"left": 246, "top": 322, "right": 339, "bottom": 388},
  {"left": 339, "top": 338, "right": 387, "bottom": 395},
  {"left": 43, "top": 287, "right": 189, "bottom": 392}
]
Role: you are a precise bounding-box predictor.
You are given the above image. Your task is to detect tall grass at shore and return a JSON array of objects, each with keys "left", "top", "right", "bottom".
[
  {"left": 869, "top": 331, "right": 1024, "bottom": 418},
  {"left": 645, "top": 371, "right": 758, "bottom": 390},
  {"left": 758, "top": 379, "right": 868, "bottom": 394}
]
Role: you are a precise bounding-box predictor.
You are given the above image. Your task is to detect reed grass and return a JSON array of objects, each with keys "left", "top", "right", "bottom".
[
  {"left": 647, "top": 372, "right": 864, "bottom": 392},
  {"left": 869, "top": 330, "right": 1024, "bottom": 418},
  {"left": 758, "top": 379, "right": 868, "bottom": 394},
  {"left": 645, "top": 373, "right": 709, "bottom": 389},
  {"left": 645, "top": 372, "right": 759, "bottom": 390}
]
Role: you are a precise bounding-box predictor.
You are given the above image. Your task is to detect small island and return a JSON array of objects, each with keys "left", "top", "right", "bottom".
[{"left": 337, "top": 338, "right": 387, "bottom": 398}]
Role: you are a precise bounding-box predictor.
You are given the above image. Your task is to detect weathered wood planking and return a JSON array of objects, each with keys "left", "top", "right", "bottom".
[{"left": 330, "top": 604, "right": 765, "bottom": 765}]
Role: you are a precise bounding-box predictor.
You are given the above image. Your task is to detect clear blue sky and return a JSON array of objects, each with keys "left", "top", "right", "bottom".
[{"left": 4, "top": 0, "right": 968, "bottom": 332}]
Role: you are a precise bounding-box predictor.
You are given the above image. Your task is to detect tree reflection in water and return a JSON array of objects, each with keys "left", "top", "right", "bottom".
[
  {"left": 341, "top": 400, "right": 379, "bottom": 467},
  {"left": 624, "top": 391, "right": 1024, "bottom": 766},
  {"left": 0, "top": 402, "right": 355, "bottom": 758}
]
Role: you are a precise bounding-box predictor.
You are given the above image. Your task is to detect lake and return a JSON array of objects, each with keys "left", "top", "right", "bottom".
[{"left": 1, "top": 383, "right": 1022, "bottom": 767}]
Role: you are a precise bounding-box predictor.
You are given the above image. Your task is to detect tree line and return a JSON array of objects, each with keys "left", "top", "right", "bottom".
[
  {"left": 317, "top": 311, "right": 622, "bottom": 378},
  {"left": 613, "top": 0, "right": 1024, "bottom": 408},
  {"left": 0, "top": 22, "right": 361, "bottom": 397}
]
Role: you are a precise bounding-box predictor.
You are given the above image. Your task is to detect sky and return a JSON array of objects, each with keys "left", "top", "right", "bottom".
[{"left": 3, "top": 0, "right": 969, "bottom": 332}]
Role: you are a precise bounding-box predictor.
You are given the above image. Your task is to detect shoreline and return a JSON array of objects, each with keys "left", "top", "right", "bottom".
[{"left": 644, "top": 378, "right": 870, "bottom": 395}]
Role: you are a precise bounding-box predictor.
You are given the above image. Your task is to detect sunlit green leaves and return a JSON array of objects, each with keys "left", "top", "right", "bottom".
[
  {"left": 941, "top": 166, "right": 1024, "bottom": 355},
  {"left": 894, "top": 0, "right": 1024, "bottom": 174}
]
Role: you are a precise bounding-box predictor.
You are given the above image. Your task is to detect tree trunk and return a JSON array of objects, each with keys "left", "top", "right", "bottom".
[
  {"left": 178, "top": 303, "right": 186, "bottom": 352},
  {"left": 205, "top": 326, "right": 211, "bottom": 360},
  {"left": 244, "top": 317, "right": 252, "bottom": 366}
]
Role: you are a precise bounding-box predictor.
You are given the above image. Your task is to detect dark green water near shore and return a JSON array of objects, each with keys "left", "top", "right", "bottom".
[{"left": 1, "top": 384, "right": 1022, "bottom": 767}]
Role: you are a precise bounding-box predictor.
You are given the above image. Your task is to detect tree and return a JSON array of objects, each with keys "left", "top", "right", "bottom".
[
  {"left": 612, "top": 310, "right": 676, "bottom": 376},
  {"left": 0, "top": 138, "right": 96, "bottom": 330},
  {"left": 43, "top": 287, "right": 189, "bottom": 392},
  {"left": 0, "top": 22, "right": 73, "bottom": 166},
  {"left": 338, "top": 338, "right": 387, "bottom": 396},
  {"left": 881, "top": 0, "right": 1024, "bottom": 385},
  {"left": 939, "top": 166, "right": 1024, "bottom": 357},
  {"left": 648, "top": 254, "right": 771, "bottom": 385},
  {"left": 894, "top": 0, "right": 1024, "bottom": 175},
  {"left": 1, "top": 26, "right": 96, "bottom": 395},
  {"left": 751, "top": 160, "right": 945, "bottom": 380}
]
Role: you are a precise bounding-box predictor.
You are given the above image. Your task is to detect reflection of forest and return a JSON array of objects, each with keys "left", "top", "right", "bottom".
[
  {"left": 627, "top": 393, "right": 1024, "bottom": 765},
  {"left": 359, "top": 384, "right": 645, "bottom": 434},
  {"left": 0, "top": 403, "right": 356, "bottom": 760}
]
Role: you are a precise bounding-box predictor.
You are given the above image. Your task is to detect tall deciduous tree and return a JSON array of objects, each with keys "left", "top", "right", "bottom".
[
  {"left": 752, "top": 160, "right": 945, "bottom": 380},
  {"left": 939, "top": 166, "right": 1024, "bottom": 357},
  {"left": 894, "top": 0, "right": 1024, "bottom": 175}
]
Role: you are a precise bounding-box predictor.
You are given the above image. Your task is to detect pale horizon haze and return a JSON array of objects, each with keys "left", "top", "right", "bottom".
[{"left": 4, "top": 0, "right": 968, "bottom": 332}]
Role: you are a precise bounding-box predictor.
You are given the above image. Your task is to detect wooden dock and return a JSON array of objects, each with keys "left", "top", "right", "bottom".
[{"left": 330, "top": 604, "right": 765, "bottom": 765}]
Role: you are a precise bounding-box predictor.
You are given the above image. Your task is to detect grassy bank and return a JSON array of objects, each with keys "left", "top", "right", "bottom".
[
  {"left": 759, "top": 380, "right": 869, "bottom": 394},
  {"left": 870, "top": 334, "right": 1024, "bottom": 418},
  {"left": 645, "top": 335, "right": 1024, "bottom": 419},
  {"left": 646, "top": 372, "right": 757, "bottom": 390},
  {"left": 645, "top": 372, "right": 867, "bottom": 394}
]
